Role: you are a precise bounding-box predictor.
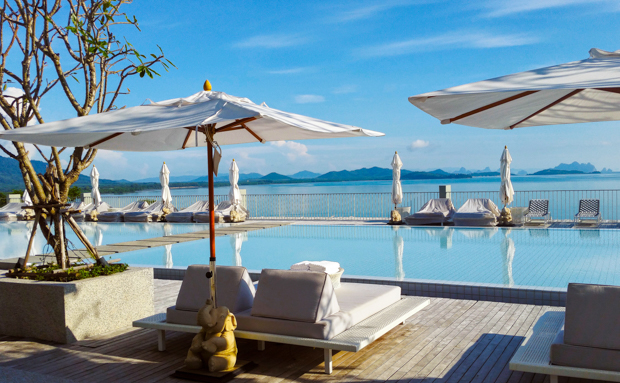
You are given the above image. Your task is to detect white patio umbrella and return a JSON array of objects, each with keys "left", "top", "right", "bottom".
[
  {"left": 230, "top": 232, "right": 247, "bottom": 267},
  {"left": 22, "top": 189, "right": 32, "bottom": 205},
  {"left": 229, "top": 159, "right": 241, "bottom": 207},
  {"left": 91, "top": 165, "right": 102, "bottom": 207},
  {"left": 391, "top": 151, "right": 403, "bottom": 209},
  {"left": 0, "top": 87, "right": 384, "bottom": 305},
  {"left": 392, "top": 226, "right": 405, "bottom": 280},
  {"left": 500, "top": 146, "right": 514, "bottom": 208},
  {"left": 409, "top": 48, "right": 620, "bottom": 130},
  {"left": 160, "top": 162, "right": 172, "bottom": 209}
]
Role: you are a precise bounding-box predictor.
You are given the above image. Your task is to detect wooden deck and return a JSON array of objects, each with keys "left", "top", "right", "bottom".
[{"left": 0, "top": 279, "right": 606, "bottom": 383}]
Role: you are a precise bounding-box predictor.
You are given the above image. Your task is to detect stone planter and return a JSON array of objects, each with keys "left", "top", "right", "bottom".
[{"left": 0, "top": 267, "right": 153, "bottom": 343}]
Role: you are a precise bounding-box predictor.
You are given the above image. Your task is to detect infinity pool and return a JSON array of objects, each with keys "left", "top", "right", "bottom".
[
  {"left": 0, "top": 222, "right": 225, "bottom": 260},
  {"left": 118, "top": 225, "right": 620, "bottom": 289}
]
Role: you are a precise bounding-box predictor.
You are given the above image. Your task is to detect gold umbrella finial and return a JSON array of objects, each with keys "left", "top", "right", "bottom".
[
  {"left": 203, "top": 80, "right": 212, "bottom": 91},
  {"left": 395, "top": 151, "right": 398, "bottom": 154},
  {"left": 505, "top": 145, "right": 507, "bottom": 149}
]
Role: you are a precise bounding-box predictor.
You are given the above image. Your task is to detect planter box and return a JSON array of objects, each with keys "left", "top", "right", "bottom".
[{"left": 0, "top": 267, "right": 154, "bottom": 343}]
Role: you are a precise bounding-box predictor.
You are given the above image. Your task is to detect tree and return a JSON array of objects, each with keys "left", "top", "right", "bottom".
[{"left": 0, "top": 0, "right": 174, "bottom": 267}]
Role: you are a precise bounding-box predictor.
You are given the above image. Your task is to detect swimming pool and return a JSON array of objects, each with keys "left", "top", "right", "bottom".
[
  {"left": 117, "top": 225, "right": 620, "bottom": 289},
  {"left": 0, "top": 222, "right": 226, "bottom": 260}
]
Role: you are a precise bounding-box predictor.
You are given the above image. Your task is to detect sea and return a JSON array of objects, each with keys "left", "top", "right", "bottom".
[{"left": 109, "top": 173, "right": 620, "bottom": 197}]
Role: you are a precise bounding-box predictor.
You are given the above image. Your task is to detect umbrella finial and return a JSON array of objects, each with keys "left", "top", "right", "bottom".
[
  {"left": 203, "top": 79, "right": 212, "bottom": 91},
  {"left": 395, "top": 151, "right": 398, "bottom": 154},
  {"left": 505, "top": 145, "right": 507, "bottom": 149}
]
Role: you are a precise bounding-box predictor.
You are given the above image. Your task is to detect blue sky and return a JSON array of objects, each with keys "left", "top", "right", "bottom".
[{"left": 13, "top": 0, "right": 620, "bottom": 180}]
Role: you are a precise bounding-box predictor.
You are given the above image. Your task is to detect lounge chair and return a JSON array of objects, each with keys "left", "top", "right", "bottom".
[
  {"left": 124, "top": 201, "right": 177, "bottom": 222},
  {"left": 574, "top": 199, "right": 601, "bottom": 224},
  {"left": 404, "top": 198, "right": 456, "bottom": 225},
  {"left": 524, "top": 199, "right": 551, "bottom": 224},
  {"left": 193, "top": 201, "right": 249, "bottom": 223},
  {"left": 165, "top": 200, "right": 210, "bottom": 223},
  {"left": 72, "top": 202, "right": 110, "bottom": 222},
  {"left": 134, "top": 266, "right": 430, "bottom": 374},
  {"left": 510, "top": 283, "right": 620, "bottom": 382},
  {"left": 0, "top": 202, "right": 27, "bottom": 221},
  {"left": 452, "top": 198, "right": 500, "bottom": 227},
  {"left": 97, "top": 201, "right": 149, "bottom": 222}
]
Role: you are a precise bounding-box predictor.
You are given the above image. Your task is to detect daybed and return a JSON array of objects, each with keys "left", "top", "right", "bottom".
[
  {"left": 193, "top": 201, "right": 249, "bottom": 223},
  {"left": 134, "top": 265, "right": 429, "bottom": 374},
  {"left": 0, "top": 202, "right": 27, "bottom": 221},
  {"left": 452, "top": 198, "right": 500, "bottom": 227},
  {"left": 165, "top": 200, "right": 210, "bottom": 223},
  {"left": 98, "top": 201, "right": 149, "bottom": 222},
  {"left": 510, "top": 283, "right": 620, "bottom": 382},
  {"left": 404, "top": 198, "right": 456, "bottom": 225},
  {"left": 72, "top": 202, "right": 110, "bottom": 222},
  {"left": 124, "top": 201, "right": 177, "bottom": 222}
]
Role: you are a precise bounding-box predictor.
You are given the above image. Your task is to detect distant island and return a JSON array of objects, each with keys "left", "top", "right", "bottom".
[{"left": 529, "top": 161, "right": 610, "bottom": 176}]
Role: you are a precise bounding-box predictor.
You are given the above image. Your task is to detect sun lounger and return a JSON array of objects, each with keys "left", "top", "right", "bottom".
[
  {"left": 574, "top": 199, "right": 602, "bottom": 224},
  {"left": 124, "top": 201, "right": 177, "bottom": 222},
  {"left": 452, "top": 198, "right": 500, "bottom": 227},
  {"left": 72, "top": 202, "right": 110, "bottom": 222},
  {"left": 98, "top": 201, "right": 149, "bottom": 222},
  {"left": 510, "top": 283, "right": 620, "bottom": 382},
  {"left": 0, "top": 202, "right": 27, "bottom": 221},
  {"left": 193, "top": 201, "right": 249, "bottom": 223},
  {"left": 404, "top": 198, "right": 456, "bottom": 225},
  {"left": 524, "top": 199, "right": 551, "bottom": 224},
  {"left": 133, "top": 266, "right": 430, "bottom": 374},
  {"left": 165, "top": 200, "right": 210, "bottom": 223}
]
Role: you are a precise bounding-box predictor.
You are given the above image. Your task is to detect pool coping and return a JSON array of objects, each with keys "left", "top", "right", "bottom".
[{"left": 153, "top": 267, "right": 567, "bottom": 307}]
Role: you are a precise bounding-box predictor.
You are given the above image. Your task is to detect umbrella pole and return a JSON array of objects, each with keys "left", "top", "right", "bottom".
[{"left": 207, "top": 140, "right": 217, "bottom": 307}]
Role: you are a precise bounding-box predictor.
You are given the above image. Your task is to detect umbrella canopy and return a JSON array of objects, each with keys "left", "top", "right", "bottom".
[
  {"left": 229, "top": 160, "right": 241, "bottom": 206},
  {"left": 391, "top": 151, "right": 403, "bottom": 207},
  {"left": 91, "top": 165, "right": 102, "bottom": 207},
  {"left": 160, "top": 162, "right": 172, "bottom": 208},
  {"left": 500, "top": 146, "right": 514, "bottom": 207},
  {"left": 0, "top": 91, "right": 383, "bottom": 149},
  {"left": 409, "top": 48, "right": 620, "bottom": 130},
  {"left": 22, "top": 189, "right": 32, "bottom": 205}
]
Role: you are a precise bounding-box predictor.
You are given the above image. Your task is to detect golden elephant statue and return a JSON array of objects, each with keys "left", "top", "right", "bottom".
[{"left": 185, "top": 299, "right": 238, "bottom": 372}]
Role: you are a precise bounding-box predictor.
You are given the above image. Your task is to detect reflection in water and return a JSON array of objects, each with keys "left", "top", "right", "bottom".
[
  {"left": 230, "top": 232, "right": 248, "bottom": 267},
  {"left": 424, "top": 227, "right": 454, "bottom": 249},
  {"left": 459, "top": 227, "right": 498, "bottom": 239},
  {"left": 579, "top": 229, "right": 600, "bottom": 239},
  {"left": 164, "top": 224, "right": 173, "bottom": 268},
  {"left": 501, "top": 229, "right": 515, "bottom": 287},
  {"left": 392, "top": 226, "right": 405, "bottom": 281}
]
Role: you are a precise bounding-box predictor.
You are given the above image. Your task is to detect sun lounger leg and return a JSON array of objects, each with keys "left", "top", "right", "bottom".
[
  {"left": 157, "top": 330, "right": 166, "bottom": 352},
  {"left": 324, "top": 349, "right": 333, "bottom": 374},
  {"left": 257, "top": 340, "right": 265, "bottom": 351},
  {"left": 550, "top": 375, "right": 558, "bottom": 383}
]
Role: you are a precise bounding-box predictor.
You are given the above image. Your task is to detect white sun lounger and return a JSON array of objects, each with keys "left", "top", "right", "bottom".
[
  {"left": 165, "top": 200, "right": 210, "bottom": 223},
  {"left": 452, "top": 198, "right": 500, "bottom": 227},
  {"left": 133, "top": 266, "right": 429, "bottom": 374},
  {"left": 98, "top": 201, "right": 149, "bottom": 222},
  {"left": 124, "top": 201, "right": 177, "bottom": 222},
  {"left": 510, "top": 283, "right": 620, "bottom": 382},
  {"left": 72, "top": 202, "right": 110, "bottom": 222},
  {"left": 193, "top": 201, "right": 249, "bottom": 223},
  {"left": 404, "top": 198, "right": 456, "bottom": 225},
  {"left": 0, "top": 202, "right": 27, "bottom": 221}
]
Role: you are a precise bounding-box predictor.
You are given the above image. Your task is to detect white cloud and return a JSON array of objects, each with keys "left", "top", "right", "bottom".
[
  {"left": 294, "top": 94, "right": 325, "bottom": 104},
  {"left": 234, "top": 34, "right": 309, "bottom": 49},
  {"left": 357, "top": 31, "right": 538, "bottom": 58},
  {"left": 270, "top": 141, "right": 312, "bottom": 161},
  {"left": 328, "top": 1, "right": 429, "bottom": 23},
  {"left": 95, "top": 150, "right": 128, "bottom": 167},
  {"left": 332, "top": 85, "right": 358, "bottom": 94},
  {"left": 478, "top": 0, "right": 619, "bottom": 17},
  {"left": 408, "top": 139, "right": 430, "bottom": 150},
  {"left": 268, "top": 67, "right": 314, "bottom": 75}
]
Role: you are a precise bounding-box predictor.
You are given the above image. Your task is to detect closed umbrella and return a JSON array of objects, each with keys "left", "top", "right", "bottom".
[
  {"left": 91, "top": 166, "right": 101, "bottom": 208},
  {"left": 0, "top": 87, "right": 384, "bottom": 305},
  {"left": 500, "top": 146, "right": 514, "bottom": 207},
  {"left": 391, "top": 152, "right": 403, "bottom": 209},
  {"left": 409, "top": 48, "right": 620, "bottom": 130},
  {"left": 160, "top": 162, "right": 172, "bottom": 209},
  {"left": 229, "top": 159, "right": 241, "bottom": 207}
]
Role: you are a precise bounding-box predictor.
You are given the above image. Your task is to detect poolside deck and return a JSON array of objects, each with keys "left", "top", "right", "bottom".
[{"left": 0, "top": 279, "right": 607, "bottom": 383}]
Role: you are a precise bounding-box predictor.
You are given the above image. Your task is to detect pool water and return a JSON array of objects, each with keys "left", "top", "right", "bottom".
[
  {"left": 118, "top": 225, "right": 620, "bottom": 289},
  {"left": 0, "top": 222, "right": 225, "bottom": 260}
]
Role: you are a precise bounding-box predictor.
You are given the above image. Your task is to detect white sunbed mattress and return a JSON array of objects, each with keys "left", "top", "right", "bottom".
[
  {"left": 165, "top": 201, "right": 210, "bottom": 223},
  {"left": 97, "top": 201, "right": 149, "bottom": 222}
]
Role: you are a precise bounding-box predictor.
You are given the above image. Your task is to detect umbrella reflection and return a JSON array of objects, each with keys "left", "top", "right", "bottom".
[
  {"left": 163, "top": 223, "right": 173, "bottom": 268},
  {"left": 501, "top": 229, "right": 515, "bottom": 287},
  {"left": 230, "top": 232, "right": 248, "bottom": 267},
  {"left": 392, "top": 226, "right": 405, "bottom": 281},
  {"left": 424, "top": 227, "right": 454, "bottom": 249}
]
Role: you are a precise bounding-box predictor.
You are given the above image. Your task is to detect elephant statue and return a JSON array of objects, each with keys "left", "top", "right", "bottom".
[{"left": 185, "top": 299, "right": 238, "bottom": 372}]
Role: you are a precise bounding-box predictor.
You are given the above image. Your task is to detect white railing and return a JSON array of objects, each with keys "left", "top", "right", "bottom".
[{"left": 98, "top": 189, "right": 620, "bottom": 221}]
